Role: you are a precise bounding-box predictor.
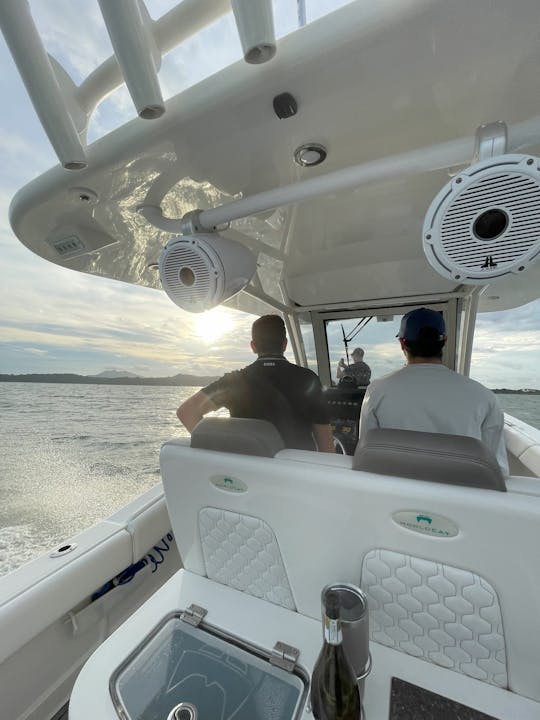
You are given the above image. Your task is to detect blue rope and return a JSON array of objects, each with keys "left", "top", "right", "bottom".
[{"left": 91, "top": 532, "right": 174, "bottom": 601}]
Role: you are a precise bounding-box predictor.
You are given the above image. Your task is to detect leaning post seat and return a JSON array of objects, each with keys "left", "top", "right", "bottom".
[
  {"left": 354, "top": 427, "right": 506, "bottom": 491},
  {"left": 191, "top": 416, "right": 285, "bottom": 457}
]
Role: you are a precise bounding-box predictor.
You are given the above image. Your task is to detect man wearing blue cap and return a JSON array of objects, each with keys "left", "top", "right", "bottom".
[{"left": 357, "top": 307, "right": 508, "bottom": 475}]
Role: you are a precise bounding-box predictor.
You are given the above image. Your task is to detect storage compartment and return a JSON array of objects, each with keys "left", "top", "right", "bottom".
[{"left": 110, "top": 611, "right": 307, "bottom": 720}]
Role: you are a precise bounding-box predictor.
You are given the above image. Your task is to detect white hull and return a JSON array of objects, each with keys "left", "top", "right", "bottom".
[{"left": 0, "top": 486, "right": 180, "bottom": 720}]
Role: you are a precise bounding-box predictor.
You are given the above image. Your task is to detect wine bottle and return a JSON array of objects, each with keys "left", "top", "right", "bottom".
[{"left": 310, "top": 590, "right": 361, "bottom": 720}]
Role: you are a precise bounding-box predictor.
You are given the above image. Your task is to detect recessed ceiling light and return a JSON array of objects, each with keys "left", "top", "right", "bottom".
[{"left": 294, "top": 143, "right": 327, "bottom": 167}]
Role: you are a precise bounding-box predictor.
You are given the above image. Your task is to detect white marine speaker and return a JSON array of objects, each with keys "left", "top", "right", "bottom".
[
  {"left": 159, "top": 233, "right": 256, "bottom": 313},
  {"left": 423, "top": 154, "right": 540, "bottom": 285}
]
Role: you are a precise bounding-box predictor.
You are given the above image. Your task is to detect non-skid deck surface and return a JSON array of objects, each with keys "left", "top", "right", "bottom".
[{"left": 389, "top": 678, "right": 499, "bottom": 720}]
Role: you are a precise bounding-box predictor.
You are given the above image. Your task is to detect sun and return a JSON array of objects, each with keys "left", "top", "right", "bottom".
[{"left": 193, "top": 308, "right": 234, "bottom": 344}]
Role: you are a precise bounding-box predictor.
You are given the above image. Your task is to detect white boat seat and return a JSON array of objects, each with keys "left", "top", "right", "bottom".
[
  {"left": 360, "top": 548, "right": 507, "bottom": 687},
  {"left": 353, "top": 428, "right": 506, "bottom": 491},
  {"left": 160, "top": 435, "right": 540, "bottom": 701},
  {"left": 198, "top": 507, "right": 296, "bottom": 610},
  {"left": 168, "top": 419, "right": 294, "bottom": 610},
  {"left": 191, "top": 417, "right": 285, "bottom": 457}
]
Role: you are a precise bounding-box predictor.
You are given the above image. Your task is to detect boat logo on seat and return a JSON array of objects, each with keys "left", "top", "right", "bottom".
[
  {"left": 210, "top": 475, "right": 248, "bottom": 493},
  {"left": 392, "top": 511, "right": 458, "bottom": 538}
]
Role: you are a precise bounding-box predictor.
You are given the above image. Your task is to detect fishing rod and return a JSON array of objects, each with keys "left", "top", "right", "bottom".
[{"left": 341, "top": 317, "right": 372, "bottom": 361}]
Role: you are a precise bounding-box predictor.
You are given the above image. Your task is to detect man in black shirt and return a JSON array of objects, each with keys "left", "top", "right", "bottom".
[{"left": 177, "top": 315, "right": 334, "bottom": 452}]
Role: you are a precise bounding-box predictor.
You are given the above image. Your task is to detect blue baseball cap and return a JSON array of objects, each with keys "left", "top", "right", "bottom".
[{"left": 397, "top": 308, "right": 446, "bottom": 341}]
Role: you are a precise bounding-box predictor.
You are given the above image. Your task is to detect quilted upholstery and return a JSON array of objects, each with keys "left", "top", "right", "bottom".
[
  {"left": 360, "top": 549, "right": 507, "bottom": 687},
  {"left": 198, "top": 508, "right": 296, "bottom": 610}
]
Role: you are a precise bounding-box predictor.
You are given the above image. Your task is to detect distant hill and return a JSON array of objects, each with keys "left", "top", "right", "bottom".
[
  {"left": 0, "top": 372, "right": 219, "bottom": 387},
  {"left": 493, "top": 388, "right": 540, "bottom": 394},
  {"left": 93, "top": 370, "right": 139, "bottom": 379}
]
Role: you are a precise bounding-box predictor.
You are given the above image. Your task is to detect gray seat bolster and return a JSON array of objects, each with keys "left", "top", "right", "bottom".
[
  {"left": 353, "top": 428, "right": 506, "bottom": 491},
  {"left": 190, "top": 417, "right": 285, "bottom": 457}
]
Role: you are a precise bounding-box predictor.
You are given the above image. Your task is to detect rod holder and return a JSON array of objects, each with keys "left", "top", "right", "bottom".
[
  {"left": 231, "top": 0, "right": 276, "bottom": 64},
  {"left": 0, "top": 0, "right": 87, "bottom": 169},
  {"left": 98, "top": 0, "right": 165, "bottom": 119}
]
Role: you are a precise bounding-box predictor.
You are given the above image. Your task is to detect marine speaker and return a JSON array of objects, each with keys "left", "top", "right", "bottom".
[
  {"left": 423, "top": 154, "right": 540, "bottom": 284},
  {"left": 159, "top": 233, "right": 256, "bottom": 313}
]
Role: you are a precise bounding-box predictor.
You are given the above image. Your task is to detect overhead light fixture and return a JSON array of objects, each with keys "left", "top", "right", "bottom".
[{"left": 294, "top": 143, "right": 327, "bottom": 167}]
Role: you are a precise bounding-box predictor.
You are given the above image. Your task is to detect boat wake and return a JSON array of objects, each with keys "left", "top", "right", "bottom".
[{"left": 0, "top": 524, "right": 52, "bottom": 577}]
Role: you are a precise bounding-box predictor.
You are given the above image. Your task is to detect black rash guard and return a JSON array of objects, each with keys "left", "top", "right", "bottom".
[{"left": 202, "top": 356, "right": 329, "bottom": 450}]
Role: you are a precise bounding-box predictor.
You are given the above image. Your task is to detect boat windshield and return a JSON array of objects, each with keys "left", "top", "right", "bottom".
[{"left": 325, "top": 314, "right": 410, "bottom": 386}]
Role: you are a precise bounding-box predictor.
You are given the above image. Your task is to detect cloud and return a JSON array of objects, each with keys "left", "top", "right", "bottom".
[
  {"left": 30, "top": 1, "right": 112, "bottom": 82},
  {"left": 0, "top": 253, "right": 254, "bottom": 374}
]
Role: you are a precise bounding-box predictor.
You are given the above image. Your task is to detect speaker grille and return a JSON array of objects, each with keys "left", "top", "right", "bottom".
[
  {"left": 160, "top": 239, "right": 222, "bottom": 311},
  {"left": 440, "top": 173, "right": 540, "bottom": 269},
  {"left": 424, "top": 155, "right": 540, "bottom": 284}
]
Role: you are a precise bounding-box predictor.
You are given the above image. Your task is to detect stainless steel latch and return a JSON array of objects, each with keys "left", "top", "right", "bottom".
[
  {"left": 270, "top": 641, "right": 300, "bottom": 672},
  {"left": 180, "top": 604, "right": 207, "bottom": 627}
]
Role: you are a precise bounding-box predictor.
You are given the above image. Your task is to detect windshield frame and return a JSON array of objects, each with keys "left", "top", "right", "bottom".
[{"left": 310, "top": 299, "right": 459, "bottom": 387}]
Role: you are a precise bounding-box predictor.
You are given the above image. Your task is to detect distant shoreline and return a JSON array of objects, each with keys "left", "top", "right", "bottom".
[
  {"left": 492, "top": 388, "right": 540, "bottom": 395},
  {"left": 0, "top": 373, "right": 218, "bottom": 388},
  {"left": 0, "top": 373, "right": 537, "bottom": 393}
]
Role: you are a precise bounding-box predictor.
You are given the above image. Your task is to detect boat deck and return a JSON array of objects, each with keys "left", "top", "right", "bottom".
[{"left": 69, "top": 569, "right": 540, "bottom": 720}]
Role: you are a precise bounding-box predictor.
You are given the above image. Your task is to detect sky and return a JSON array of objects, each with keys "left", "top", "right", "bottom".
[{"left": 0, "top": 0, "right": 539, "bottom": 388}]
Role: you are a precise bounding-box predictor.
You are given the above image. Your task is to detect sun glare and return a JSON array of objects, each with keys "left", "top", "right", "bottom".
[{"left": 193, "top": 308, "right": 234, "bottom": 344}]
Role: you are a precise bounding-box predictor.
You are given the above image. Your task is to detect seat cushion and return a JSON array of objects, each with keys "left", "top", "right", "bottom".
[
  {"left": 199, "top": 507, "right": 296, "bottom": 610},
  {"left": 354, "top": 428, "right": 506, "bottom": 491},
  {"left": 361, "top": 548, "right": 507, "bottom": 687}
]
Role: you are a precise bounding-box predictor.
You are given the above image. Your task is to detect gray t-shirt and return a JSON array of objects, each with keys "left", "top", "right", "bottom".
[{"left": 358, "top": 363, "right": 509, "bottom": 475}]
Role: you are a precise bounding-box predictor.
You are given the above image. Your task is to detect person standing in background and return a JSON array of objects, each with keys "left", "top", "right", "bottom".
[{"left": 337, "top": 347, "right": 371, "bottom": 386}]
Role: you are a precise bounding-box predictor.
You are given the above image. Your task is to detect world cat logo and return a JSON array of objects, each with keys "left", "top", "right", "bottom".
[
  {"left": 392, "top": 511, "right": 459, "bottom": 538},
  {"left": 210, "top": 475, "right": 248, "bottom": 493}
]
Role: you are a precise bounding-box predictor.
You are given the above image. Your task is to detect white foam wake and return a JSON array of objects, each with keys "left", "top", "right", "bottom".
[{"left": 0, "top": 525, "right": 49, "bottom": 576}]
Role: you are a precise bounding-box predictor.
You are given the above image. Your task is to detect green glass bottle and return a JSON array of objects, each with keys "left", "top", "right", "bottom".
[{"left": 310, "top": 590, "right": 361, "bottom": 720}]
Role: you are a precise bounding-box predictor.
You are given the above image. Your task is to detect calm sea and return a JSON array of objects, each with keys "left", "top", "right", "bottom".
[{"left": 1, "top": 382, "right": 539, "bottom": 577}]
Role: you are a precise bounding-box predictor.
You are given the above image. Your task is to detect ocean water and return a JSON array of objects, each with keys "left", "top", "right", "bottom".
[
  {"left": 1, "top": 382, "right": 539, "bottom": 577},
  {"left": 0, "top": 383, "right": 199, "bottom": 577}
]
